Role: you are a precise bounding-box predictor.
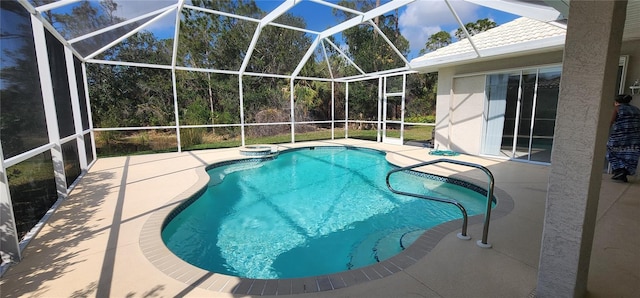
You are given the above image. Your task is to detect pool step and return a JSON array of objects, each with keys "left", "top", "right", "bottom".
[
  {"left": 348, "top": 230, "right": 387, "bottom": 269},
  {"left": 399, "top": 229, "right": 424, "bottom": 249},
  {"left": 207, "top": 162, "right": 264, "bottom": 186},
  {"left": 372, "top": 229, "right": 406, "bottom": 262},
  {"left": 347, "top": 228, "right": 424, "bottom": 270},
  {"left": 373, "top": 229, "right": 425, "bottom": 262}
]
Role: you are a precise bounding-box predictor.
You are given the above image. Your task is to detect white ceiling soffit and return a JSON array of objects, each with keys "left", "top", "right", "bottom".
[
  {"left": 464, "top": 0, "right": 565, "bottom": 22},
  {"left": 541, "top": 0, "right": 639, "bottom": 41},
  {"left": 469, "top": 0, "right": 639, "bottom": 41},
  {"left": 542, "top": 0, "right": 570, "bottom": 18},
  {"left": 499, "top": 0, "right": 639, "bottom": 41}
]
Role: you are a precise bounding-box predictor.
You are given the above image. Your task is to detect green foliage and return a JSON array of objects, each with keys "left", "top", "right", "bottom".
[
  {"left": 404, "top": 115, "right": 436, "bottom": 123},
  {"left": 180, "top": 99, "right": 211, "bottom": 147},
  {"left": 6, "top": 158, "right": 55, "bottom": 189},
  {"left": 245, "top": 133, "right": 291, "bottom": 145},
  {"left": 5, "top": 155, "right": 58, "bottom": 239},
  {"left": 348, "top": 79, "right": 379, "bottom": 120},
  {"left": 183, "top": 98, "right": 211, "bottom": 125},
  {"left": 335, "top": 0, "right": 409, "bottom": 73},
  {"left": 332, "top": 1, "right": 415, "bottom": 122},
  {"left": 242, "top": 76, "right": 290, "bottom": 123},
  {"left": 249, "top": 16, "right": 311, "bottom": 74},
  {"left": 87, "top": 31, "right": 174, "bottom": 128},
  {"left": 419, "top": 18, "right": 497, "bottom": 55},
  {"left": 179, "top": 0, "right": 260, "bottom": 70},
  {"left": 88, "top": 63, "right": 174, "bottom": 127},
  {"left": 346, "top": 128, "right": 378, "bottom": 141},
  {"left": 213, "top": 111, "right": 239, "bottom": 137},
  {"left": 181, "top": 128, "right": 205, "bottom": 148},
  {"left": 182, "top": 138, "right": 242, "bottom": 151},
  {"left": 37, "top": 0, "right": 124, "bottom": 39},
  {"left": 293, "top": 80, "right": 334, "bottom": 121},
  {"left": 96, "top": 129, "right": 121, "bottom": 148},
  {"left": 421, "top": 31, "right": 452, "bottom": 55},
  {"left": 454, "top": 18, "right": 497, "bottom": 40},
  {"left": 406, "top": 73, "right": 437, "bottom": 116},
  {"left": 94, "top": 130, "right": 178, "bottom": 157},
  {"left": 403, "top": 125, "right": 434, "bottom": 142},
  {"left": 249, "top": 108, "right": 290, "bottom": 137},
  {"left": 78, "top": 0, "right": 440, "bottom": 147}
]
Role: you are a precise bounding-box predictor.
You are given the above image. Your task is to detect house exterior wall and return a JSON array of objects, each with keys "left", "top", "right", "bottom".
[
  {"left": 448, "top": 76, "right": 485, "bottom": 154},
  {"left": 434, "top": 69, "right": 454, "bottom": 151},
  {"left": 434, "top": 50, "right": 563, "bottom": 155},
  {"left": 434, "top": 39, "right": 640, "bottom": 156}
]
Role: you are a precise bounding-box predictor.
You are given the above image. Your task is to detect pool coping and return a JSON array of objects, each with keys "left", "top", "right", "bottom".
[{"left": 138, "top": 146, "right": 515, "bottom": 296}]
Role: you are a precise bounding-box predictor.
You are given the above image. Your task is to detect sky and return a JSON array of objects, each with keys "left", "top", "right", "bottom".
[
  {"left": 398, "top": 0, "right": 518, "bottom": 58},
  {"left": 51, "top": 0, "right": 520, "bottom": 60},
  {"left": 251, "top": 0, "right": 520, "bottom": 59}
]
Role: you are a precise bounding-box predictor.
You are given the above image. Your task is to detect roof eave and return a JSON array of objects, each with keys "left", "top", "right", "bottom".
[{"left": 410, "top": 35, "right": 566, "bottom": 73}]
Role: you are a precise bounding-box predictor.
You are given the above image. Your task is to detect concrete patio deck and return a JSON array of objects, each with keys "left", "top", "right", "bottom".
[{"left": 0, "top": 139, "right": 638, "bottom": 297}]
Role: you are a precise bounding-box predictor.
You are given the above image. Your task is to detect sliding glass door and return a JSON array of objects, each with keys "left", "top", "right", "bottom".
[{"left": 482, "top": 66, "right": 561, "bottom": 163}]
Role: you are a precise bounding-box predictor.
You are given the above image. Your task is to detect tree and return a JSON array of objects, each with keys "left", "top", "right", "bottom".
[
  {"left": 178, "top": 0, "right": 314, "bottom": 130},
  {"left": 246, "top": 13, "right": 312, "bottom": 75},
  {"left": 333, "top": 0, "right": 410, "bottom": 121},
  {"left": 454, "top": 18, "right": 497, "bottom": 40},
  {"left": 177, "top": 0, "right": 250, "bottom": 129},
  {"left": 411, "top": 18, "right": 499, "bottom": 122},
  {"left": 88, "top": 32, "right": 173, "bottom": 128},
  {"left": 334, "top": 0, "right": 408, "bottom": 73},
  {"left": 420, "top": 31, "right": 452, "bottom": 55},
  {"left": 37, "top": 0, "right": 123, "bottom": 39},
  {"left": 406, "top": 73, "right": 437, "bottom": 117}
]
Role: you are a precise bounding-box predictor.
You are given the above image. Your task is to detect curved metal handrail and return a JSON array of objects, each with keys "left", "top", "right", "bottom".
[
  {"left": 386, "top": 175, "right": 470, "bottom": 239},
  {"left": 386, "top": 158, "right": 495, "bottom": 248}
]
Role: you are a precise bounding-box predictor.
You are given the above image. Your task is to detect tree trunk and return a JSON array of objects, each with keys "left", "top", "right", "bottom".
[{"left": 374, "top": 0, "right": 380, "bottom": 27}]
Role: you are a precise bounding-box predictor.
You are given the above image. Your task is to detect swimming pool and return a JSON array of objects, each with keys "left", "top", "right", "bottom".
[{"left": 161, "top": 146, "right": 492, "bottom": 279}]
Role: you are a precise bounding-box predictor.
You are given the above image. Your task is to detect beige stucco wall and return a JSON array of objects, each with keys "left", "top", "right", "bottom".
[
  {"left": 434, "top": 50, "right": 563, "bottom": 155},
  {"left": 434, "top": 69, "right": 453, "bottom": 151},
  {"left": 448, "top": 76, "right": 485, "bottom": 154},
  {"left": 434, "top": 39, "right": 640, "bottom": 155},
  {"left": 433, "top": 74, "right": 486, "bottom": 155}
]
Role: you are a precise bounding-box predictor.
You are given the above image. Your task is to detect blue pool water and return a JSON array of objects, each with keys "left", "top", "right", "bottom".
[{"left": 162, "top": 147, "right": 490, "bottom": 279}]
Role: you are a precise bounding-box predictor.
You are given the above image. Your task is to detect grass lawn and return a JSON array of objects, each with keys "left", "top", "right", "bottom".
[{"left": 95, "top": 125, "right": 434, "bottom": 157}]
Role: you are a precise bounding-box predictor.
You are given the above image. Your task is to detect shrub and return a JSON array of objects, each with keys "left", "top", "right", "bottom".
[{"left": 404, "top": 115, "right": 435, "bottom": 123}]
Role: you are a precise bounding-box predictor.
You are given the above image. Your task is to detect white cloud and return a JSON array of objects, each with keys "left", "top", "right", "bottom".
[
  {"left": 399, "top": 0, "right": 480, "bottom": 58},
  {"left": 400, "top": 24, "right": 442, "bottom": 58}
]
